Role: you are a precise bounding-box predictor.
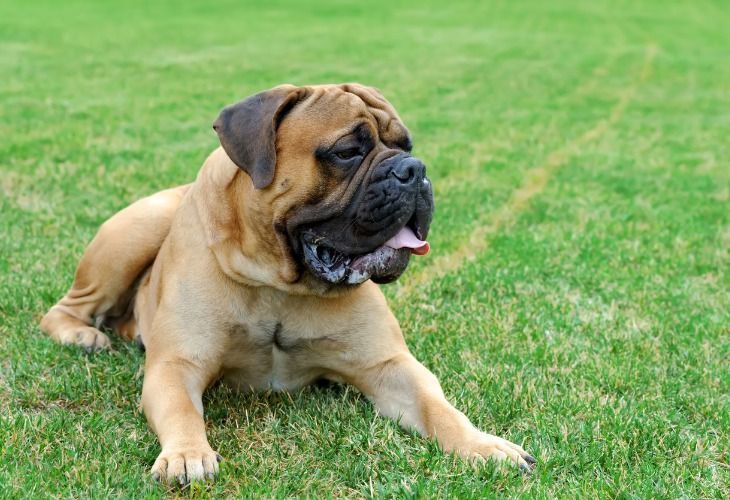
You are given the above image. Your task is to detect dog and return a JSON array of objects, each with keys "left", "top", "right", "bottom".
[{"left": 40, "top": 83, "right": 535, "bottom": 482}]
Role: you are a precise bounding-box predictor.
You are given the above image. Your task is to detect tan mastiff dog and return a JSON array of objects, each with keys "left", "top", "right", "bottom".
[{"left": 40, "top": 83, "right": 535, "bottom": 483}]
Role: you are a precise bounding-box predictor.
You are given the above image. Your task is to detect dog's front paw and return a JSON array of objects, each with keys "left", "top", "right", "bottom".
[
  {"left": 151, "top": 446, "right": 223, "bottom": 485},
  {"left": 459, "top": 432, "right": 537, "bottom": 471}
]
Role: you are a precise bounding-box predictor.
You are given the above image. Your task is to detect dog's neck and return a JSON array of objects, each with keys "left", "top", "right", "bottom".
[{"left": 191, "top": 148, "right": 346, "bottom": 297}]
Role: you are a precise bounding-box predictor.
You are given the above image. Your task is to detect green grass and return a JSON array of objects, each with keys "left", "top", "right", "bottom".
[{"left": 2, "top": 0, "right": 729, "bottom": 496}]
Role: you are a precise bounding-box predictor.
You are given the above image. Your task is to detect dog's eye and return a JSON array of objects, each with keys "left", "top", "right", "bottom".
[{"left": 335, "top": 148, "right": 361, "bottom": 161}]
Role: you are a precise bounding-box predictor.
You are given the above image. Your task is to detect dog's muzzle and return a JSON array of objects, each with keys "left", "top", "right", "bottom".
[{"left": 300, "top": 153, "right": 434, "bottom": 286}]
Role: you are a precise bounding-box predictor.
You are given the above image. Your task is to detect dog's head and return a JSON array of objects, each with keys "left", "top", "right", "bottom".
[{"left": 213, "top": 84, "right": 433, "bottom": 289}]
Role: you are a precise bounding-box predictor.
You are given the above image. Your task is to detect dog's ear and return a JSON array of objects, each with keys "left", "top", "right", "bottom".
[{"left": 213, "top": 84, "right": 304, "bottom": 189}]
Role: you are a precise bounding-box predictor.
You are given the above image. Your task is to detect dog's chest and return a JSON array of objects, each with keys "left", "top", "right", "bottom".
[{"left": 220, "top": 319, "right": 331, "bottom": 392}]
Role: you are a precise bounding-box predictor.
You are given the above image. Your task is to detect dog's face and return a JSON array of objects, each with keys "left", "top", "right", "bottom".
[{"left": 214, "top": 84, "right": 433, "bottom": 289}]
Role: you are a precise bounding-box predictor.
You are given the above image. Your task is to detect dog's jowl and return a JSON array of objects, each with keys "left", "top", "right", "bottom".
[{"left": 41, "top": 83, "right": 535, "bottom": 483}]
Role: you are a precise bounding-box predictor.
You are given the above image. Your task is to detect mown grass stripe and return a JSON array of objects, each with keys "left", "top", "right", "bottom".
[{"left": 395, "top": 44, "right": 658, "bottom": 302}]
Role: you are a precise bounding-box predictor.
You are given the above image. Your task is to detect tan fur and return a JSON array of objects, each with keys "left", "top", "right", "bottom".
[{"left": 40, "top": 84, "right": 533, "bottom": 483}]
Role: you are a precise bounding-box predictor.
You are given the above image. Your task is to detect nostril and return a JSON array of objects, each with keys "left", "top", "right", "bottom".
[
  {"left": 391, "top": 157, "right": 425, "bottom": 184},
  {"left": 392, "top": 164, "right": 414, "bottom": 183}
]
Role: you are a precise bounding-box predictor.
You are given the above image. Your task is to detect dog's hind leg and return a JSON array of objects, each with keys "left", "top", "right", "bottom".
[{"left": 40, "top": 185, "right": 191, "bottom": 352}]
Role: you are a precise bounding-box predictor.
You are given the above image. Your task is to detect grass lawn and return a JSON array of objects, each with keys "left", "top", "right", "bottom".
[{"left": 2, "top": 0, "right": 729, "bottom": 496}]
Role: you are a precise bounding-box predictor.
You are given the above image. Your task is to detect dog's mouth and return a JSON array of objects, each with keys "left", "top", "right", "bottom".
[{"left": 301, "top": 216, "right": 430, "bottom": 285}]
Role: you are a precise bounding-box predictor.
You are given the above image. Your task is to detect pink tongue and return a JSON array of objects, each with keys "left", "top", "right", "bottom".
[{"left": 384, "top": 226, "right": 430, "bottom": 255}]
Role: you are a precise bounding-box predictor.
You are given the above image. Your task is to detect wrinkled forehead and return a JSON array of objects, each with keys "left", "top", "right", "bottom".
[{"left": 279, "top": 84, "right": 412, "bottom": 150}]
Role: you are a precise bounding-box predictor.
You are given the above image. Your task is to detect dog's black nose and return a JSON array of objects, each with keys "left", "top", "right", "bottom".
[{"left": 391, "top": 157, "right": 425, "bottom": 185}]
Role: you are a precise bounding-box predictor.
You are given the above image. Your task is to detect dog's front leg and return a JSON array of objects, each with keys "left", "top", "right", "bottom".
[
  {"left": 141, "top": 358, "right": 221, "bottom": 484},
  {"left": 353, "top": 351, "right": 536, "bottom": 469}
]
